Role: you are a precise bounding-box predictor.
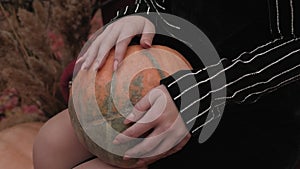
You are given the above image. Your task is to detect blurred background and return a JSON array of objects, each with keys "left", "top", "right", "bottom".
[{"left": 0, "top": 0, "right": 131, "bottom": 168}]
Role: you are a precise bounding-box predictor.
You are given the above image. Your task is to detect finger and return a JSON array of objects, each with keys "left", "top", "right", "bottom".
[
  {"left": 75, "top": 55, "right": 87, "bottom": 65},
  {"left": 80, "top": 40, "right": 103, "bottom": 70},
  {"left": 132, "top": 117, "right": 191, "bottom": 162},
  {"left": 138, "top": 95, "right": 166, "bottom": 124},
  {"left": 78, "top": 26, "right": 106, "bottom": 63},
  {"left": 114, "top": 96, "right": 165, "bottom": 145},
  {"left": 80, "top": 26, "right": 111, "bottom": 70},
  {"left": 123, "top": 129, "right": 164, "bottom": 160},
  {"left": 163, "top": 133, "right": 191, "bottom": 157},
  {"left": 124, "top": 92, "right": 153, "bottom": 124},
  {"left": 135, "top": 135, "right": 190, "bottom": 167},
  {"left": 74, "top": 56, "right": 87, "bottom": 74},
  {"left": 93, "top": 26, "right": 121, "bottom": 71},
  {"left": 114, "top": 34, "right": 135, "bottom": 71},
  {"left": 124, "top": 127, "right": 188, "bottom": 164},
  {"left": 80, "top": 43, "right": 102, "bottom": 69},
  {"left": 113, "top": 119, "right": 154, "bottom": 145},
  {"left": 140, "top": 20, "right": 155, "bottom": 48},
  {"left": 81, "top": 50, "right": 97, "bottom": 70},
  {"left": 78, "top": 44, "right": 98, "bottom": 70},
  {"left": 88, "top": 25, "right": 106, "bottom": 42},
  {"left": 125, "top": 89, "right": 166, "bottom": 124},
  {"left": 123, "top": 108, "right": 147, "bottom": 125},
  {"left": 76, "top": 29, "right": 102, "bottom": 65}
]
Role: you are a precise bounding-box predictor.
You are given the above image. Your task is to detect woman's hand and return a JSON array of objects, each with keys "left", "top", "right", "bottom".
[
  {"left": 113, "top": 85, "right": 191, "bottom": 167},
  {"left": 77, "top": 15, "right": 155, "bottom": 71}
]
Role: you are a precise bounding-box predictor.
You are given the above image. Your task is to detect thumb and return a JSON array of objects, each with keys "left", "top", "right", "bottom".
[
  {"left": 124, "top": 88, "right": 165, "bottom": 124},
  {"left": 124, "top": 92, "right": 152, "bottom": 124}
]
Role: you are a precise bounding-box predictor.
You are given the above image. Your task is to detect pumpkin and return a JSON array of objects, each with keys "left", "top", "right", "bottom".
[{"left": 68, "top": 45, "right": 192, "bottom": 168}]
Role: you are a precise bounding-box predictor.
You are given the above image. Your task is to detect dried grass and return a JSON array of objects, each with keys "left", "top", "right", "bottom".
[{"left": 0, "top": 0, "right": 93, "bottom": 129}]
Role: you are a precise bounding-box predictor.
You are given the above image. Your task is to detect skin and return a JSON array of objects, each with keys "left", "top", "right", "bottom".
[
  {"left": 33, "top": 109, "right": 147, "bottom": 169},
  {"left": 76, "top": 15, "right": 155, "bottom": 71},
  {"left": 113, "top": 85, "right": 191, "bottom": 167}
]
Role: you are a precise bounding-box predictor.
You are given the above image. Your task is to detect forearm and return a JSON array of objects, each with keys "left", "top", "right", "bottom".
[{"left": 161, "top": 37, "right": 300, "bottom": 136}]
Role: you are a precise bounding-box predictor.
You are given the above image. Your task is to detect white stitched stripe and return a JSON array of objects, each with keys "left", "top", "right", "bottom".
[
  {"left": 290, "top": 0, "right": 295, "bottom": 36},
  {"left": 241, "top": 73, "right": 300, "bottom": 103},
  {"left": 168, "top": 58, "right": 228, "bottom": 88},
  {"left": 217, "top": 63, "right": 300, "bottom": 101},
  {"left": 135, "top": 3, "right": 140, "bottom": 13},
  {"left": 154, "top": 0, "right": 166, "bottom": 10},
  {"left": 173, "top": 38, "right": 296, "bottom": 101},
  {"left": 123, "top": 5, "right": 128, "bottom": 15},
  {"left": 178, "top": 39, "right": 299, "bottom": 113},
  {"left": 275, "top": 0, "right": 282, "bottom": 37}
]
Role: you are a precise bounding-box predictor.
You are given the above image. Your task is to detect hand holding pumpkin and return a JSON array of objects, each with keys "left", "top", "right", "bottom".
[
  {"left": 113, "top": 85, "right": 191, "bottom": 167},
  {"left": 72, "top": 13, "right": 190, "bottom": 167},
  {"left": 76, "top": 15, "right": 155, "bottom": 71}
]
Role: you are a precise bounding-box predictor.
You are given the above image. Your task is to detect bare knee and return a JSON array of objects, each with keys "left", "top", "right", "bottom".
[{"left": 33, "top": 112, "right": 67, "bottom": 169}]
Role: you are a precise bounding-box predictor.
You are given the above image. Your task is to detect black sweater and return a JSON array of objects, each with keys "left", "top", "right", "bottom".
[
  {"left": 109, "top": 0, "right": 300, "bottom": 140},
  {"left": 101, "top": 1, "right": 300, "bottom": 168}
]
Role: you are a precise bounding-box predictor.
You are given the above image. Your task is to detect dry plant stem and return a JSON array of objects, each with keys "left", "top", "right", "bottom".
[{"left": 0, "top": 3, "right": 30, "bottom": 67}]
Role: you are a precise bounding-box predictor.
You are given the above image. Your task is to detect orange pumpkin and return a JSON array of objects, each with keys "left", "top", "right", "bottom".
[{"left": 68, "top": 45, "right": 192, "bottom": 168}]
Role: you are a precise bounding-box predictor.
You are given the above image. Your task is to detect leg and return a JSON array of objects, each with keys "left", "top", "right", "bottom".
[{"left": 33, "top": 109, "right": 94, "bottom": 169}]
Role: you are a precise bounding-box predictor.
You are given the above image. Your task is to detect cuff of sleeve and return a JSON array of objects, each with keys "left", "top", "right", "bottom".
[
  {"left": 160, "top": 70, "right": 193, "bottom": 111},
  {"left": 160, "top": 69, "right": 212, "bottom": 137},
  {"left": 160, "top": 70, "right": 200, "bottom": 133}
]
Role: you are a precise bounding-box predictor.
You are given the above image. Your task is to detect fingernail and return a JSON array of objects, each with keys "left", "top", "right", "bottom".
[
  {"left": 126, "top": 113, "right": 135, "bottom": 121},
  {"left": 123, "top": 154, "right": 130, "bottom": 160},
  {"left": 75, "top": 59, "right": 81, "bottom": 64},
  {"left": 144, "top": 41, "right": 151, "bottom": 48},
  {"left": 113, "top": 60, "right": 119, "bottom": 71},
  {"left": 112, "top": 138, "right": 119, "bottom": 144},
  {"left": 123, "top": 119, "right": 130, "bottom": 125}
]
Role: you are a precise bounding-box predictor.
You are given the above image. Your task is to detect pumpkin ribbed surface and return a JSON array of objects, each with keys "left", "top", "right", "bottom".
[{"left": 68, "top": 45, "right": 192, "bottom": 168}]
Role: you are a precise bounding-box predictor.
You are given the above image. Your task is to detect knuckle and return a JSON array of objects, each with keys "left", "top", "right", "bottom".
[
  {"left": 134, "top": 102, "right": 143, "bottom": 111},
  {"left": 106, "top": 23, "right": 114, "bottom": 30},
  {"left": 141, "top": 146, "right": 152, "bottom": 155},
  {"left": 98, "top": 47, "right": 111, "bottom": 57},
  {"left": 126, "top": 129, "right": 135, "bottom": 137}
]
